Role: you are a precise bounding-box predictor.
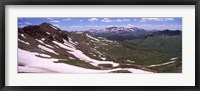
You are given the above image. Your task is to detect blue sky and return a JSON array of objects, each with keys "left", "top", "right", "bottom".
[{"left": 18, "top": 17, "right": 182, "bottom": 31}]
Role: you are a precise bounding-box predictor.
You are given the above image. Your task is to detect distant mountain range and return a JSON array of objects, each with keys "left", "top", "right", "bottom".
[{"left": 85, "top": 26, "right": 181, "bottom": 41}]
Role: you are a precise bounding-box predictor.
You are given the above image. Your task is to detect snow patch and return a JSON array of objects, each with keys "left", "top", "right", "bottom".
[
  {"left": 46, "top": 32, "right": 50, "bottom": 35},
  {"left": 63, "top": 39, "right": 75, "bottom": 48},
  {"left": 36, "top": 39, "right": 54, "bottom": 49},
  {"left": 50, "top": 25, "right": 58, "bottom": 30},
  {"left": 68, "top": 37, "right": 78, "bottom": 45},
  {"left": 127, "top": 59, "right": 135, "bottom": 63},
  {"left": 21, "top": 34, "right": 26, "bottom": 38},
  {"left": 38, "top": 45, "right": 58, "bottom": 55},
  {"left": 53, "top": 41, "right": 75, "bottom": 50},
  {"left": 148, "top": 61, "right": 176, "bottom": 67},
  {"left": 18, "top": 39, "right": 30, "bottom": 45},
  {"left": 35, "top": 53, "right": 51, "bottom": 58},
  {"left": 69, "top": 57, "right": 75, "bottom": 60},
  {"left": 41, "top": 38, "right": 45, "bottom": 41},
  {"left": 86, "top": 33, "right": 99, "bottom": 41},
  {"left": 170, "top": 57, "right": 178, "bottom": 60}
]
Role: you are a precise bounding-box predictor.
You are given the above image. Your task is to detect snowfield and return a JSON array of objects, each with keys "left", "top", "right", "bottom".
[
  {"left": 53, "top": 41, "right": 119, "bottom": 67},
  {"left": 18, "top": 49, "right": 152, "bottom": 73}
]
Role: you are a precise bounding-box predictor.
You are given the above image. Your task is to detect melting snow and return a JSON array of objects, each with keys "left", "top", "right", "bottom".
[
  {"left": 38, "top": 45, "right": 58, "bottom": 55},
  {"left": 35, "top": 53, "right": 51, "bottom": 58},
  {"left": 18, "top": 39, "right": 30, "bottom": 45},
  {"left": 86, "top": 33, "right": 99, "bottom": 41},
  {"left": 68, "top": 37, "right": 78, "bottom": 45},
  {"left": 148, "top": 61, "right": 176, "bottom": 67},
  {"left": 53, "top": 41, "right": 119, "bottom": 67},
  {"left": 50, "top": 25, "right": 58, "bottom": 30},
  {"left": 36, "top": 39, "right": 54, "bottom": 49},
  {"left": 46, "top": 32, "right": 50, "bottom": 35},
  {"left": 21, "top": 34, "right": 26, "bottom": 38},
  {"left": 53, "top": 41, "right": 75, "bottom": 50},
  {"left": 63, "top": 39, "right": 75, "bottom": 48},
  {"left": 18, "top": 49, "right": 152, "bottom": 73},
  {"left": 170, "top": 57, "right": 178, "bottom": 60},
  {"left": 127, "top": 59, "right": 135, "bottom": 63},
  {"left": 41, "top": 38, "right": 45, "bottom": 41},
  {"left": 69, "top": 57, "right": 75, "bottom": 60}
]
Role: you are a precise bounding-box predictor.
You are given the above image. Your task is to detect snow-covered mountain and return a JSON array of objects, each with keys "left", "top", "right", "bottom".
[
  {"left": 86, "top": 26, "right": 152, "bottom": 41},
  {"left": 18, "top": 22, "right": 154, "bottom": 73}
]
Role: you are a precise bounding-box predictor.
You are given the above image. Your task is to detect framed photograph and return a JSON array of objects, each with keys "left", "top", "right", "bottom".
[{"left": 0, "top": 0, "right": 199, "bottom": 91}]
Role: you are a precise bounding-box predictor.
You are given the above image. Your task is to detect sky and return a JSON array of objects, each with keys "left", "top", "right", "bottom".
[{"left": 18, "top": 17, "right": 182, "bottom": 31}]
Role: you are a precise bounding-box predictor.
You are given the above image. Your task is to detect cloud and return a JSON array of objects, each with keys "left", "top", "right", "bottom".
[
  {"left": 123, "top": 19, "right": 131, "bottom": 21},
  {"left": 88, "top": 18, "right": 99, "bottom": 22},
  {"left": 115, "top": 19, "right": 131, "bottom": 22},
  {"left": 70, "top": 26, "right": 83, "bottom": 28},
  {"left": 139, "top": 18, "right": 175, "bottom": 22},
  {"left": 165, "top": 18, "right": 175, "bottom": 21},
  {"left": 136, "top": 24, "right": 182, "bottom": 30},
  {"left": 50, "top": 20, "right": 60, "bottom": 23},
  {"left": 47, "top": 18, "right": 60, "bottom": 23},
  {"left": 101, "top": 18, "right": 112, "bottom": 22},
  {"left": 62, "top": 18, "right": 71, "bottom": 21},
  {"left": 140, "top": 18, "right": 163, "bottom": 22},
  {"left": 47, "top": 18, "right": 54, "bottom": 20},
  {"left": 25, "top": 22, "right": 32, "bottom": 25},
  {"left": 116, "top": 19, "right": 123, "bottom": 22}
]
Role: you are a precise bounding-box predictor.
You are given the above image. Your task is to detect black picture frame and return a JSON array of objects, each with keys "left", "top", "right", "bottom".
[{"left": 0, "top": 0, "right": 199, "bottom": 91}]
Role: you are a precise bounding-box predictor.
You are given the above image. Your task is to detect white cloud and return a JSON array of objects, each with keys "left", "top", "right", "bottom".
[
  {"left": 25, "top": 22, "right": 32, "bottom": 25},
  {"left": 116, "top": 19, "right": 123, "bottom": 22},
  {"left": 50, "top": 20, "right": 60, "bottom": 23},
  {"left": 62, "top": 18, "right": 71, "bottom": 21},
  {"left": 47, "top": 18, "right": 54, "bottom": 20},
  {"left": 139, "top": 18, "right": 175, "bottom": 22},
  {"left": 165, "top": 18, "right": 175, "bottom": 21},
  {"left": 88, "top": 18, "right": 99, "bottom": 22},
  {"left": 136, "top": 24, "right": 182, "bottom": 30},
  {"left": 116, "top": 19, "right": 131, "bottom": 22},
  {"left": 123, "top": 19, "right": 131, "bottom": 21},
  {"left": 70, "top": 26, "right": 83, "bottom": 28},
  {"left": 140, "top": 18, "right": 163, "bottom": 22},
  {"left": 101, "top": 18, "right": 112, "bottom": 22},
  {"left": 47, "top": 18, "right": 60, "bottom": 23}
]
